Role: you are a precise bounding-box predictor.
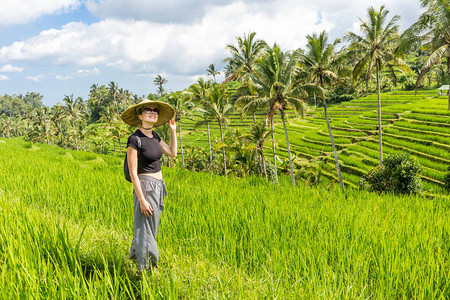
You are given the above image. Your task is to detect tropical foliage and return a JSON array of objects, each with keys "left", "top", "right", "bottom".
[{"left": 1, "top": 2, "right": 449, "bottom": 192}]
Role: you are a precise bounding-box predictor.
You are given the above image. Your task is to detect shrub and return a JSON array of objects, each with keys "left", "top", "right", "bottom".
[{"left": 359, "top": 154, "right": 422, "bottom": 195}]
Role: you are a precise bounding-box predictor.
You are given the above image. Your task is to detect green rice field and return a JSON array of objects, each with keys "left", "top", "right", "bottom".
[
  {"left": 0, "top": 138, "right": 449, "bottom": 298},
  {"left": 180, "top": 90, "right": 449, "bottom": 194}
]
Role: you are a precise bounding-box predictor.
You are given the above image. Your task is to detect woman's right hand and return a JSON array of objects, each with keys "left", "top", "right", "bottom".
[{"left": 139, "top": 199, "right": 153, "bottom": 217}]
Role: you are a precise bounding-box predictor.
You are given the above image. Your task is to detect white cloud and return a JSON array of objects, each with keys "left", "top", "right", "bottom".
[
  {"left": 76, "top": 67, "right": 100, "bottom": 77},
  {"left": 85, "top": 0, "right": 214, "bottom": 24},
  {"left": 0, "top": 74, "right": 9, "bottom": 80},
  {"left": 55, "top": 74, "right": 73, "bottom": 80},
  {"left": 0, "top": 64, "right": 24, "bottom": 72},
  {"left": 0, "top": 0, "right": 424, "bottom": 101},
  {"left": 0, "top": 0, "right": 81, "bottom": 26},
  {"left": 0, "top": 0, "right": 332, "bottom": 76},
  {"left": 26, "top": 74, "right": 45, "bottom": 82}
]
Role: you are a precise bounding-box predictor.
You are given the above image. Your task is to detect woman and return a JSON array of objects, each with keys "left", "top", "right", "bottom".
[{"left": 121, "top": 99, "right": 177, "bottom": 272}]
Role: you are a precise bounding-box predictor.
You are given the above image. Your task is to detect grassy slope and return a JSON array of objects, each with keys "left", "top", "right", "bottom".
[
  {"left": 0, "top": 138, "right": 449, "bottom": 298},
  {"left": 179, "top": 90, "right": 449, "bottom": 193}
]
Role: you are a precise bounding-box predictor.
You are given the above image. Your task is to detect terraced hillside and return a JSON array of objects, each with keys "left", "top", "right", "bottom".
[{"left": 180, "top": 90, "right": 449, "bottom": 193}]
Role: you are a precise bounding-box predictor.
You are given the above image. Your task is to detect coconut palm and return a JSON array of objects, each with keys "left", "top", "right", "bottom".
[
  {"left": 154, "top": 75, "right": 168, "bottom": 98},
  {"left": 202, "top": 83, "right": 234, "bottom": 176},
  {"left": 243, "top": 121, "right": 272, "bottom": 178},
  {"left": 186, "top": 78, "right": 215, "bottom": 167},
  {"left": 50, "top": 103, "right": 65, "bottom": 145},
  {"left": 222, "top": 127, "right": 254, "bottom": 176},
  {"left": 165, "top": 91, "right": 194, "bottom": 169},
  {"left": 238, "top": 45, "right": 322, "bottom": 184},
  {"left": 300, "top": 30, "right": 345, "bottom": 192},
  {"left": 206, "top": 64, "right": 220, "bottom": 83},
  {"left": 62, "top": 95, "right": 84, "bottom": 151},
  {"left": 29, "top": 106, "right": 51, "bottom": 144},
  {"left": 402, "top": 0, "right": 450, "bottom": 109},
  {"left": 108, "top": 81, "right": 121, "bottom": 117},
  {"left": 346, "top": 6, "right": 412, "bottom": 164},
  {"left": 0, "top": 114, "right": 12, "bottom": 138},
  {"left": 223, "top": 32, "right": 267, "bottom": 82}
]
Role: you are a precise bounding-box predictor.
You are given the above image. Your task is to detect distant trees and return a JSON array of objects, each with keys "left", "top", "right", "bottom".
[
  {"left": 202, "top": 83, "right": 234, "bottom": 176},
  {"left": 2, "top": 2, "right": 449, "bottom": 185}
]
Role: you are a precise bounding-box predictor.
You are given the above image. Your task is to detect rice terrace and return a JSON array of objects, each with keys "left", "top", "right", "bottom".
[{"left": 1, "top": 0, "right": 450, "bottom": 299}]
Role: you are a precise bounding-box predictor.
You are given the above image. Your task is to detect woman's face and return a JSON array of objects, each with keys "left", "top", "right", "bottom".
[{"left": 139, "top": 105, "right": 159, "bottom": 124}]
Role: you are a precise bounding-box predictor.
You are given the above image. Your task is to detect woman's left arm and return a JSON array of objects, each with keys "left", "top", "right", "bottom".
[{"left": 160, "top": 119, "right": 177, "bottom": 157}]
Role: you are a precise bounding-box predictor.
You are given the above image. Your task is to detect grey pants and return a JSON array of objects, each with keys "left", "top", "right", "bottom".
[{"left": 129, "top": 175, "right": 167, "bottom": 271}]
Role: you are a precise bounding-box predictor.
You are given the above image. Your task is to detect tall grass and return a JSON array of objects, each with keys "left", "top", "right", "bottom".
[{"left": 1, "top": 138, "right": 449, "bottom": 298}]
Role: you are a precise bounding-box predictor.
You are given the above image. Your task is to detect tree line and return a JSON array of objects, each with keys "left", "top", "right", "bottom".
[{"left": 1, "top": 1, "right": 449, "bottom": 188}]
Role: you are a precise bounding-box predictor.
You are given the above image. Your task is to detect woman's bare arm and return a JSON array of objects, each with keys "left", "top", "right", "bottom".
[{"left": 160, "top": 119, "right": 177, "bottom": 157}]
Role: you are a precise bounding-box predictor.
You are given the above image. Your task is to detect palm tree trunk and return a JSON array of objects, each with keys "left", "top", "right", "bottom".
[
  {"left": 71, "top": 120, "right": 79, "bottom": 151},
  {"left": 118, "top": 131, "right": 122, "bottom": 156},
  {"left": 323, "top": 98, "right": 345, "bottom": 193},
  {"left": 253, "top": 111, "right": 256, "bottom": 123},
  {"left": 207, "top": 120, "right": 212, "bottom": 169},
  {"left": 113, "top": 139, "right": 116, "bottom": 155},
  {"left": 58, "top": 123, "right": 63, "bottom": 144},
  {"left": 447, "top": 57, "right": 450, "bottom": 110},
  {"left": 376, "top": 62, "right": 383, "bottom": 165},
  {"left": 256, "top": 144, "right": 263, "bottom": 175},
  {"left": 44, "top": 120, "right": 49, "bottom": 145},
  {"left": 178, "top": 119, "right": 185, "bottom": 169},
  {"left": 218, "top": 121, "right": 227, "bottom": 176},
  {"left": 280, "top": 110, "right": 295, "bottom": 185},
  {"left": 261, "top": 151, "right": 267, "bottom": 179},
  {"left": 271, "top": 118, "right": 278, "bottom": 182}
]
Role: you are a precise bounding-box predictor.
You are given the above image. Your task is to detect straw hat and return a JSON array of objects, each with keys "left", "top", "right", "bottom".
[{"left": 121, "top": 99, "right": 174, "bottom": 128}]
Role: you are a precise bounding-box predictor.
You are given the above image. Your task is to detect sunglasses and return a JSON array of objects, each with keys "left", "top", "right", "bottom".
[{"left": 142, "top": 107, "right": 159, "bottom": 115}]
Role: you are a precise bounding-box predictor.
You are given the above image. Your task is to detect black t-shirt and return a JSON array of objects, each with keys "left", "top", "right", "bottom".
[{"left": 127, "top": 130, "right": 162, "bottom": 174}]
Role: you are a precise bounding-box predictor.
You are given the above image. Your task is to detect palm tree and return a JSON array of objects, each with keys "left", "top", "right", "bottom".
[
  {"left": 74, "top": 97, "right": 90, "bottom": 151},
  {"left": 238, "top": 45, "right": 322, "bottom": 184},
  {"left": 185, "top": 78, "right": 215, "bottom": 167},
  {"left": 223, "top": 32, "right": 267, "bottom": 82},
  {"left": 99, "top": 105, "right": 119, "bottom": 155},
  {"left": 165, "top": 91, "right": 194, "bottom": 169},
  {"left": 402, "top": 0, "right": 450, "bottom": 109},
  {"left": 50, "top": 104, "right": 65, "bottom": 145},
  {"left": 62, "top": 95, "right": 83, "bottom": 151},
  {"left": 30, "top": 106, "right": 51, "bottom": 144},
  {"left": 154, "top": 75, "right": 168, "bottom": 98},
  {"left": 202, "top": 83, "right": 234, "bottom": 176},
  {"left": 300, "top": 30, "right": 345, "bottom": 192},
  {"left": 346, "top": 6, "right": 411, "bottom": 164},
  {"left": 0, "top": 114, "right": 12, "bottom": 138},
  {"left": 108, "top": 81, "right": 121, "bottom": 117},
  {"left": 206, "top": 64, "right": 220, "bottom": 83},
  {"left": 243, "top": 121, "right": 272, "bottom": 178}
]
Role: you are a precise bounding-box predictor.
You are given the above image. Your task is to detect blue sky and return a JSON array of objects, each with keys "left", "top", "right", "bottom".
[{"left": 0, "top": 0, "right": 423, "bottom": 106}]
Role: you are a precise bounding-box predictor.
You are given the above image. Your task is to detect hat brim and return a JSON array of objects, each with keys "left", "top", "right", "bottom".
[{"left": 121, "top": 99, "right": 174, "bottom": 128}]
